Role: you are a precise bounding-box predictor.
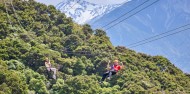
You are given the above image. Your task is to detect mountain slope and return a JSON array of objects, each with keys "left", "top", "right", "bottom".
[{"left": 0, "top": 0, "right": 190, "bottom": 93}]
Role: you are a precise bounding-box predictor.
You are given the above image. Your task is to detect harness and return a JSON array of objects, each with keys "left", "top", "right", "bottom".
[{"left": 110, "top": 65, "right": 121, "bottom": 72}]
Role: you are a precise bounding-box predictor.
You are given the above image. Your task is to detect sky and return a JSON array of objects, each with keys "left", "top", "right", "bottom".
[{"left": 35, "top": 0, "right": 128, "bottom": 5}]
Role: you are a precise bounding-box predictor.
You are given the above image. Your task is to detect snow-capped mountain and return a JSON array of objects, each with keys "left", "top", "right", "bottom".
[{"left": 56, "top": 0, "right": 128, "bottom": 24}]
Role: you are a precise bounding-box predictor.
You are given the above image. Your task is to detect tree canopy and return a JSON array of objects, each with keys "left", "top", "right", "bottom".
[{"left": 0, "top": 0, "right": 190, "bottom": 93}]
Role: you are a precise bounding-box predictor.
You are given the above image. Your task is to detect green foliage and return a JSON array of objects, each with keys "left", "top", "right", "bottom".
[
  {"left": 0, "top": 0, "right": 190, "bottom": 94},
  {"left": 7, "top": 60, "right": 25, "bottom": 70},
  {"left": 29, "top": 78, "right": 49, "bottom": 94},
  {"left": 82, "top": 24, "right": 94, "bottom": 39},
  {"left": 94, "top": 29, "right": 106, "bottom": 37},
  {"left": 62, "top": 75, "right": 101, "bottom": 94},
  {"left": 0, "top": 61, "right": 28, "bottom": 94}
]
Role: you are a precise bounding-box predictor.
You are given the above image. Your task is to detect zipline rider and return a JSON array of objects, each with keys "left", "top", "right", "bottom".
[
  {"left": 100, "top": 59, "right": 124, "bottom": 83},
  {"left": 45, "top": 58, "right": 57, "bottom": 79}
]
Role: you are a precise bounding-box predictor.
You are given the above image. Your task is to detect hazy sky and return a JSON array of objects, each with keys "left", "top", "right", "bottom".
[{"left": 35, "top": 0, "right": 129, "bottom": 5}]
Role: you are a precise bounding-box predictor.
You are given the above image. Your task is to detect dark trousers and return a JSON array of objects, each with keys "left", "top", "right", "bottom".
[{"left": 101, "top": 71, "right": 117, "bottom": 81}]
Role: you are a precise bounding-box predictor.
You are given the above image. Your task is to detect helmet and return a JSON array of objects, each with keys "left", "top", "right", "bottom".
[
  {"left": 114, "top": 60, "right": 119, "bottom": 63},
  {"left": 45, "top": 57, "right": 49, "bottom": 61}
]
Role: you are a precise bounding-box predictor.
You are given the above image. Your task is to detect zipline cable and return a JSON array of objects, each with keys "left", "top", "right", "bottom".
[
  {"left": 63, "top": 25, "right": 190, "bottom": 55},
  {"left": 127, "top": 23, "right": 190, "bottom": 47},
  {"left": 128, "top": 27, "right": 190, "bottom": 48},
  {"left": 91, "top": 0, "right": 130, "bottom": 25},
  {"left": 100, "top": 0, "right": 150, "bottom": 29},
  {"left": 65, "top": 25, "right": 190, "bottom": 55},
  {"left": 104, "top": 0, "right": 159, "bottom": 31},
  {"left": 64, "top": 51, "right": 95, "bottom": 56}
]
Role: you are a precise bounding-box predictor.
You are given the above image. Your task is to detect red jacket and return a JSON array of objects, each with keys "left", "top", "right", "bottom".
[{"left": 111, "top": 65, "right": 121, "bottom": 72}]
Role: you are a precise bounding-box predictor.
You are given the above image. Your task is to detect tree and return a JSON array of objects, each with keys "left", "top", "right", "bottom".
[
  {"left": 63, "top": 34, "right": 83, "bottom": 51},
  {"left": 62, "top": 75, "right": 101, "bottom": 94},
  {"left": 58, "top": 23, "right": 73, "bottom": 35},
  {"left": 29, "top": 78, "right": 49, "bottom": 94},
  {"left": 94, "top": 29, "right": 106, "bottom": 36},
  {"left": 0, "top": 69, "right": 28, "bottom": 94},
  {"left": 82, "top": 24, "right": 94, "bottom": 39},
  {"left": 73, "top": 58, "right": 86, "bottom": 75}
]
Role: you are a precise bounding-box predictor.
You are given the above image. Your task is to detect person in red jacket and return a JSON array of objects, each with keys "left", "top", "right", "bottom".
[{"left": 100, "top": 59, "right": 123, "bottom": 83}]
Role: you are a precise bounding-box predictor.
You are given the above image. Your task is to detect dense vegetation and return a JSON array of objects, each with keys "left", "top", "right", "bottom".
[{"left": 0, "top": 0, "right": 190, "bottom": 93}]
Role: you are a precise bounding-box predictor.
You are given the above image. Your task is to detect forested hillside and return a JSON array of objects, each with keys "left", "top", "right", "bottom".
[{"left": 0, "top": 0, "right": 190, "bottom": 94}]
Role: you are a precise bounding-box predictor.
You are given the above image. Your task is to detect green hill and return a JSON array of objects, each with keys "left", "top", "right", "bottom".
[{"left": 0, "top": 0, "right": 190, "bottom": 93}]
